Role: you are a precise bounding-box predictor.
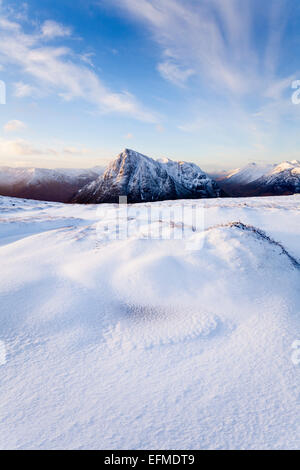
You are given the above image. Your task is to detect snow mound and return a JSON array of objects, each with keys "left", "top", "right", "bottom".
[
  {"left": 111, "top": 222, "right": 299, "bottom": 310},
  {"left": 0, "top": 196, "right": 300, "bottom": 449},
  {"left": 83, "top": 221, "right": 300, "bottom": 351}
]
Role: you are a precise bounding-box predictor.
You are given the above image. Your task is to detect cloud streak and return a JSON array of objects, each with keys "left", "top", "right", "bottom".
[
  {"left": 109, "top": 0, "right": 292, "bottom": 96},
  {"left": 106, "top": 0, "right": 300, "bottom": 157},
  {"left": 0, "top": 11, "right": 157, "bottom": 122},
  {"left": 0, "top": 136, "right": 113, "bottom": 167},
  {"left": 157, "top": 61, "right": 194, "bottom": 87},
  {"left": 41, "top": 20, "right": 72, "bottom": 39}
]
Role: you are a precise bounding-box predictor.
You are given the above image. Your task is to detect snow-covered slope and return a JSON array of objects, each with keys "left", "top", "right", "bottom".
[
  {"left": 223, "top": 162, "right": 276, "bottom": 185},
  {"left": 218, "top": 160, "right": 300, "bottom": 197},
  {"left": 73, "top": 149, "right": 222, "bottom": 203},
  {"left": 0, "top": 194, "right": 299, "bottom": 450},
  {"left": 255, "top": 160, "right": 300, "bottom": 195},
  {"left": 0, "top": 166, "right": 104, "bottom": 202}
]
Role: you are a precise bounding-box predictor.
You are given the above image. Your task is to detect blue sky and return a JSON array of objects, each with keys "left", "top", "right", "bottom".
[{"left": 0, "top": 0, "right": 300, "bottom": 170}]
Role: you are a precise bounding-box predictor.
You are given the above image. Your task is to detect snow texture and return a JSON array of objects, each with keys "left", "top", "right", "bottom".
[{"left": 0, "top": 194, "right": 299, "bottom": 449}]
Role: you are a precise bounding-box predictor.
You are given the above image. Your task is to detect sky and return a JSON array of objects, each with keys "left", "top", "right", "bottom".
[{"left": 0, "top": 0, "right": 300, "bottom": 171}]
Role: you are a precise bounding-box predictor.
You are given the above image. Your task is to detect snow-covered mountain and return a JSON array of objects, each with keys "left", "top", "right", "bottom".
[
  {"left": 73, "top": 149, "right": 223, "bottom": 204},
  {"left": 222, "top": 163, "right": 276, "bottom": 185},
  {"left": 4, "top": 154, "right": 299, "bottom": 204},
  {"left": 217, "top": 160, "right": 300, "bottom": 196},
  {"left": 0, "top": 166, "right": 104, "bottom": 202},
  {"left": 255, "top": 160, "right": 300, "bottom": 195}
]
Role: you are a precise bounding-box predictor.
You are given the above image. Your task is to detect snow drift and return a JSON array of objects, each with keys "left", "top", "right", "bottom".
[{"left": 0, "top": 195, "right": 299, "bottom": 449}]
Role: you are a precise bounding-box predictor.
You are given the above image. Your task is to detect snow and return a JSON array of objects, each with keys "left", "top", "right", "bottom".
[
  {"left": 262, "top": 161, "right": 300, "bottom": 191},
  {"left": 0, "top": 166, "right": 105, "bottom": 203},
  {"left": 73, "top": 149, "right": 220, "bottom": 203},
  {"left": 218, "top": 160, "right": 300, "bottom": 197},
  {"left": 272, "top": 161, "right": 300, "bottom": 174},
  {"left": 0, "top": 166, "right": 104, "bottom": 186},
  {"left": 223, "top": 160, "right": 300, "bottom": 185},
  {"left": 0, "top": 194, "right": 299, "bottom": 450},
  {"left": 223, "top": 162, "right": 276, "bottom": 184}
]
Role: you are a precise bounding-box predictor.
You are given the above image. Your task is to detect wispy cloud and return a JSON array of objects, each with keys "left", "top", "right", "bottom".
[
  {"left": 125, "top": 133, "right": 134, "bottom": 139},
  {"left": 3, "top": 120, "right": 27, "bottom": 133},
  {"left": 0, "top": 136, "right": 113, "bottom": 167},
  {"left": 157, "top": 61, "right": 194, "bottom": 87},
  {"left": 41, "top": 20, "right": 72, "bottom": 39},
  {"left": 13, "top": 81, "right": 36, "bottom": 98},
  {"left": 109, "top": 0, "right": 292, "bottom": 97},
  {"left": 0, "top": 137, "right": 45, "bottom": 157},
  {"left": 108, "top": 0, "right": 300, "bottom": 155},
  {"left": 0, "top": 10, "right": 157, "bottom": 122}
]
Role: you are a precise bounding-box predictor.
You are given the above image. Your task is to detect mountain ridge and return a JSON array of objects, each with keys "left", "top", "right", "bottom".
[
  {"left": 216, "top": 160, "right": 300, "bottom": 197},
  {"left": 72, "top": 148, "right": 223, "bottom": 203},
  {"left": 0, "top": 166, "right": 104, "bottom": 202},
  {"left": 1, "top": 154, "right": 300, "bottom": 203}
]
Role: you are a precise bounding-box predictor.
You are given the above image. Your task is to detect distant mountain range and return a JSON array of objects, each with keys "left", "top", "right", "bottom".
[
  {"left": 0, "top": 152, "right": 299, "bottom": 203},
  {"left": 0, "top": 166, "right": 104, "bottom": 202},
  {"left": 72, "top": 149, "right": 222, "bottom": 203},
  {"left": 215, "top": 160, "right": 300, "bottom": 197}
]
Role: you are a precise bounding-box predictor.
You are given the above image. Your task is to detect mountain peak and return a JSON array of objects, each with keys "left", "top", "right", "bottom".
[
  {"left": 121, "top": 148, "right": 144, "bottom": 158},
  {"left": 217, "top": 159, "right": 300, "bottom": 197},
  {"left": 272, "top": 160, "right": 300, "bottom": 174},
  {"left": 73, "top": 149, "right": 222, "bottom": 204}
]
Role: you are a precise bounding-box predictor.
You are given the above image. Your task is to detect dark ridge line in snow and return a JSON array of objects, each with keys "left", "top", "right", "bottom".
[{"left": 205, "top": 221, "right": 300, "bottom": 268}]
